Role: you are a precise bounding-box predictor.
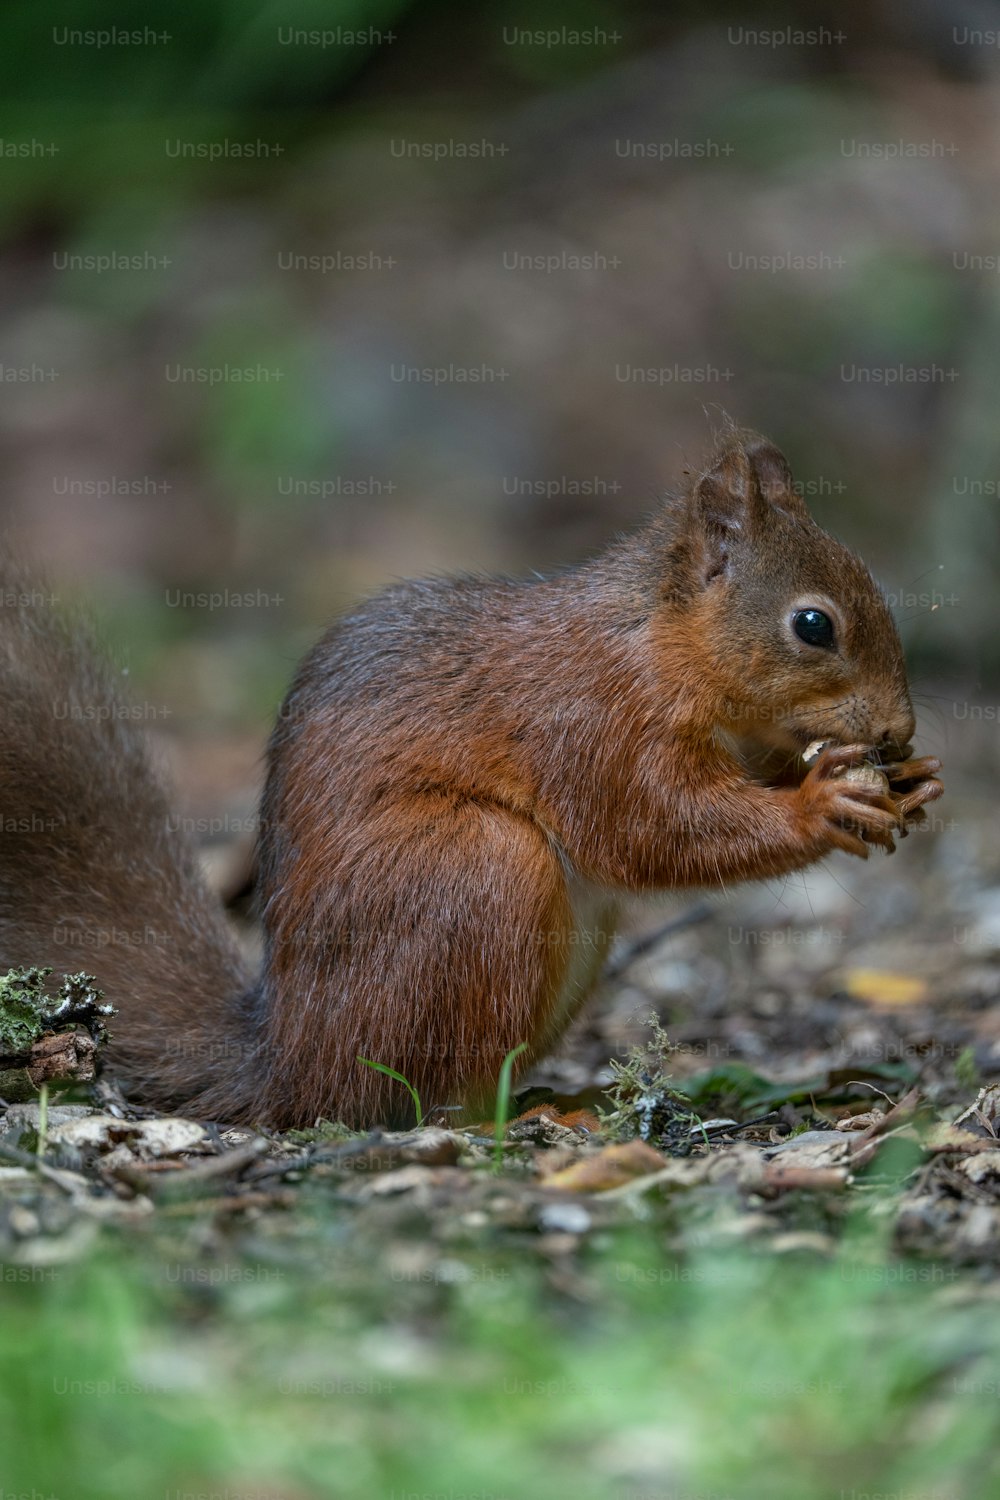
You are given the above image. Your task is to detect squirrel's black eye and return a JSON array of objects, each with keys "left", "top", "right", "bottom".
[{"left": 792, "top": 608, "right": 835, "bottom": 649}]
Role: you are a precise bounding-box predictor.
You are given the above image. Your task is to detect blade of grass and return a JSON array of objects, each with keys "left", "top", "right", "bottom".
[
  {"left": 493, "top": 1043, "right": 528, "bottom": 1169},
  {"left": 36, "top": 1081, "right": 48, "bottom": 1158},
  {"left": 356, "top": 1057, "right": 422, "bottom": 1124}
]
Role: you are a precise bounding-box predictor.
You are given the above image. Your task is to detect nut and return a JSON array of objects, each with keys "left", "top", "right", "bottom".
[
  {"left": 837, "top": 762, "right": 890, "bottom": 794},
  {"left": 801, "top": 740, "right": 890, "bottom": 794}
]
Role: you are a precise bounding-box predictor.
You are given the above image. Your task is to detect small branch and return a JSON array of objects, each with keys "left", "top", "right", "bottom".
[{"left": 604, "top": 904, "right": 713, "bottom": 978}]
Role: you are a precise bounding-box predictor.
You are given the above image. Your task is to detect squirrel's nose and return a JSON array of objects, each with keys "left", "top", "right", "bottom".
[
  {"left": 876, "top": 709, "right": 916, "bottom": 760},
  {"left": 877, "top": 734, "right": 913, "bottom": 763}
]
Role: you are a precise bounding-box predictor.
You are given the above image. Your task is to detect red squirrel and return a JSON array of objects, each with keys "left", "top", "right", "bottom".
[{"left": 0, "top": 430, "right": 942, "bottom": 1128}]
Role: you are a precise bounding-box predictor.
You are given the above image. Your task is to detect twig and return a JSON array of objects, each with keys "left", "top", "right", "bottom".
[
  {"left": 0, "top": 1136, "right": 81, "bottom": 1196},
  {"left": 761, "top": 1164, "right": 851, "bottom": 1192},
  {"left": 604, "top": 904, "right": 713, "bottom": 978},
  {"left": 110, "top": 1140, "right": 268, "bottom": 1198}
]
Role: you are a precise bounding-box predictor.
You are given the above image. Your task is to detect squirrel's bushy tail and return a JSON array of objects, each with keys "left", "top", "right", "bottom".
[{"left": 0, "top": 566, "right": 260, "bottom": 1117}]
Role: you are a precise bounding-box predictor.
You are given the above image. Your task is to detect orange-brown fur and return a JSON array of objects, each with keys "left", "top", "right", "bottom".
[{"left": 0, "top": 431, "right": 942, "bottom": 1127}]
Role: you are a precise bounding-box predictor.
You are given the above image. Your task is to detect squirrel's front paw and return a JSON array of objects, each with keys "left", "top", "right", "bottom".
[
  {"left": 797, "top": 743, "right": 904, "bottom": 858},
  {"left": 880, "top": 754, "right": 944, "bottom": 830}
]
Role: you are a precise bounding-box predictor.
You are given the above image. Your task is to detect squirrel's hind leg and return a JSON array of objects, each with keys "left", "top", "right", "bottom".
[{"left": 258, "top": 795, "right": 575, "bottom": 1129}]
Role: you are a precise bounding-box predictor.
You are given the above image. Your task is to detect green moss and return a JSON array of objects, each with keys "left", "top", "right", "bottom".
[
  {"left": 284, "top": 1118, "right": 358, "bottom": 1146},
  {"left": 600, "top": 1012, "right": 703, "bottom": 1147},
  {"left": 0, "top": 965, "right": 112, "bottom": 1057},
  {"left": 0, "top": 966, "right": 52, "bottom": 1052}
]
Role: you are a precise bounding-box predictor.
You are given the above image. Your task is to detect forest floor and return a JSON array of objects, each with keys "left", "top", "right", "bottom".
[{"left": 2, "top": 738, "right": 999, "bottom": 1500}]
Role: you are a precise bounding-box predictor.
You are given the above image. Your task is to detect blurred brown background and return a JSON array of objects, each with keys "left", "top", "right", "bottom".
[{"left": 0, "top": 0, "right": 995, "bottom": 823}]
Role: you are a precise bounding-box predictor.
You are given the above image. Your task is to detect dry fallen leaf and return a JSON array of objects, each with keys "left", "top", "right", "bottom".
[
  {"left": 538, "top": 1140, "right": 667, "bottom": 1193},
  {"left": 953, "top": 1086, "right": 1000, "bottom": 1139},
  {"left": 835, "top": 1109, "right": 887, "bottom": 1132},
  {"left": 47, "top": 1114, "right": 208, "bottom": 1157},
  {"left": 839, "top": 968, "right": 930, "bottom": 1008}
]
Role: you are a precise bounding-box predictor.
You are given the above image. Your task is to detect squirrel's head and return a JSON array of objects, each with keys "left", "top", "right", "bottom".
[{"left": 673, "top": 430, "right": 915, "bottom": 764}]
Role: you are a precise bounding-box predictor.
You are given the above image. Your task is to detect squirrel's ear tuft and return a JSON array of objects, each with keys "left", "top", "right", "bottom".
[
  {"left": 689, "top": 433, "right": 809, "bottom": 583},
  {"left": 741, "top": 435, "right": 793, "bottom": 501},
  {"left": 688, "top": 439, "right": 760, "bottom": 583},
  {"left": 692, "top": 443, "right": 754, "bottom": 537},
  {"left": 740, "top": 433, "right": 810, "bottom": 522}
]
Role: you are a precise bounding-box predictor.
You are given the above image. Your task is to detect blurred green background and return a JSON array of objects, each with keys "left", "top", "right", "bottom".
[
  {"left": 3, "top": 13, "right": 1000, "bottom": 1498},
  {"left": 0, "top": 0, "right": 993, "bottom": 788}
]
